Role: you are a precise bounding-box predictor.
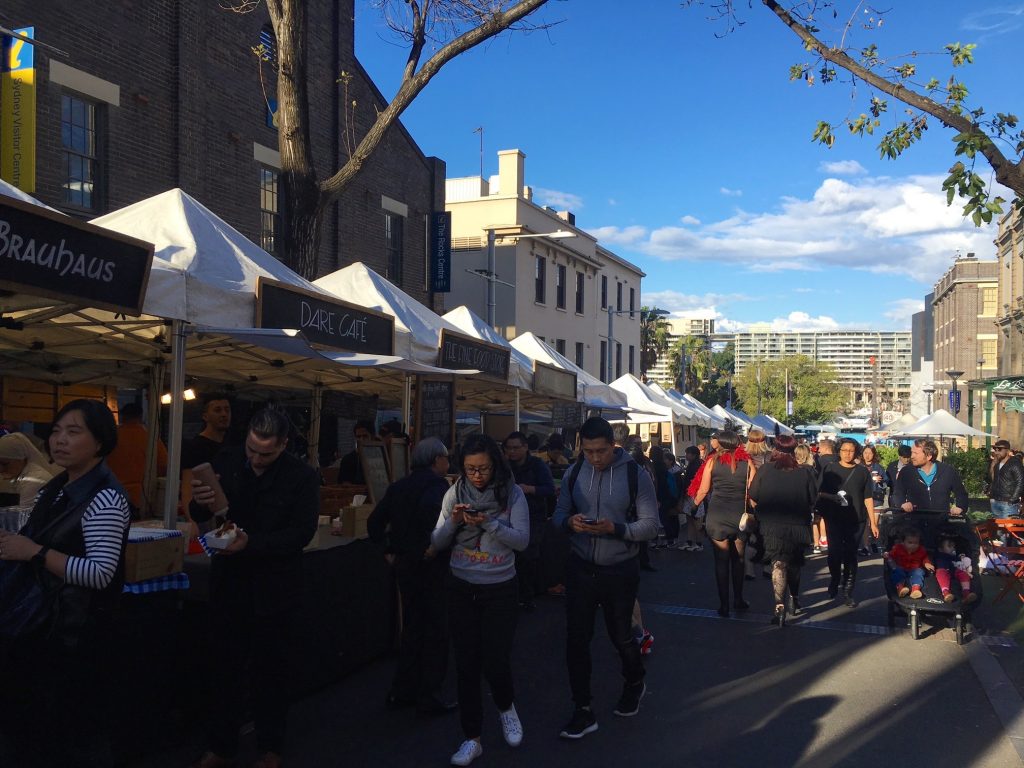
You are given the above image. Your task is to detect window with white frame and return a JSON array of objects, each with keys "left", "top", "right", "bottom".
[{"left": 61, "top": 94, "right": 99, "bottom": 210}]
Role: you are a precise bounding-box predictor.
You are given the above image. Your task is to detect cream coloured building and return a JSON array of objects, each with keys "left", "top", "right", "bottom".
[{"left": 445, "top": 149, "right": 643, "bottom": 382}]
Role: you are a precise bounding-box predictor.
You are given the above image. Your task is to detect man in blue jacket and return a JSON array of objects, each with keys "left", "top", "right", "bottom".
[
  {"left": 553, "top": 417, "right": 658, "bottom": 740},
  {"left": 892, "top": 439, "right": 969, "bottom": 515}
]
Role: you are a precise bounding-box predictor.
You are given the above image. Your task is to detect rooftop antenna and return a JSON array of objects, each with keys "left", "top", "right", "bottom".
[{"left": 472, "top": 126, "right": 483, "bottom": 179}]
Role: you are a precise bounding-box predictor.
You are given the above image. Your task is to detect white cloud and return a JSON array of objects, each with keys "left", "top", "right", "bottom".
[
  {"left": 818, "top": 159, "right": 868, "bottom": 176},
  {"left": 962, "top": 5, "right": 1024, "bottom": 37},
  {"left": 720, "top": 187, "right": 743, "bottom": 197},
  {"left": 592, "top": 173, "right": 999, "bottom": 281},
  {"left": 769, "top": 311, "right": 840, "bottom": 332},
  {"left": 534, "top": 187, "right": 584, "bottom": 211},
  {"left": 641, "top": 290, "right": 747, "bottom": 315},
  {"left": 883, "top": 298, "right": 926, "bottom": 327},
  {"left": 680, "top": 215, "right": 701, "bottom": 226}
]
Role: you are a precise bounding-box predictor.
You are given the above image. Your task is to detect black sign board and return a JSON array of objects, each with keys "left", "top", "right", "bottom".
[
  {"left": 417, "top": 378, "right": 454, "bottom": 450},
  {"left": 438, "top": 329, "right": 511, "bottom": 381},
  {"left": 256, "top": 277, "right": 395, "bottom": 355},
  {"left": 0, "top": 195, "right": 154, "bottom": 316},
  {"left": 551, "top": 401, "right": 584, "bottom": 430},
  {"left": 533, "top": 361, "right": 577, "bottom": 401},
  {"left": 358, "top": 441, "right": 391, "bottom": 505},
  {"left": 430, "top": 211, "right": 451, "bottom": 292}
]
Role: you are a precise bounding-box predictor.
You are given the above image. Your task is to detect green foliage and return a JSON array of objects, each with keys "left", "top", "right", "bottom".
[
  {"left": 943, "top": 448, "right": 989, "bottom": 497},
  {"left": 639, "top": 307, "right": 671, "bottom": 376},
  {"left": 874, "top": 443, "right": 899, "bottom": 468},
  {"left": 666, "top": 338, "right": 733, "bottom": 406},
  {"left": 945, "top": 42, "right": 976, "bottom": 67},
  {"left": 733, "top": 355, "right": 847, "bottom": 424}
]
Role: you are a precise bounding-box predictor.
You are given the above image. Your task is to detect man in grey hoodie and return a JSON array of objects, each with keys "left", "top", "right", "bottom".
[{"left": 553, "top": 417, "right": 659, "bottom": 740}]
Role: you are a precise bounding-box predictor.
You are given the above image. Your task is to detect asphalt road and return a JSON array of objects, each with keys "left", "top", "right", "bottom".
[{"left": 132, "top": 544, "right": 1023, "bottom": 768}]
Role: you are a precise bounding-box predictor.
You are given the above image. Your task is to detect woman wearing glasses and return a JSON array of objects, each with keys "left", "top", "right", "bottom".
[{"left": 433, "top": 434, "right": 530, "bottom": 766}]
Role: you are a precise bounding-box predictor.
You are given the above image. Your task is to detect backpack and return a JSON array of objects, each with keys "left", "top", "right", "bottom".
[{"left": 565, "top": 454, "right": 640, "bottom": 523}]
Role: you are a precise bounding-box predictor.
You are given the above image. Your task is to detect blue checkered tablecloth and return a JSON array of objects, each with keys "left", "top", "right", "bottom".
[{"left": 123, "top": 572, "right": 190, "bottom": 594}]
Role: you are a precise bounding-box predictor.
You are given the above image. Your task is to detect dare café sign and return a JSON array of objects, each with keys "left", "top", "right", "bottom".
[
  {"left": 256, "top": 277, "right": 395, "bottom": 355},
  {"left": 0, "top": 195, "right": 154, "bottom": 315}
]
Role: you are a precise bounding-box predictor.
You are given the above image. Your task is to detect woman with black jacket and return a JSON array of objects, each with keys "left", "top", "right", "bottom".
[
  {"left": 0, "top": 399, "right": 131, "bottom": 767},
  {"left": 816, "top": 439, "right": 879, "bottom": 607}
]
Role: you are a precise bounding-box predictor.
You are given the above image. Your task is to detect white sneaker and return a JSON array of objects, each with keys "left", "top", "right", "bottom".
[
  {"left": 499, "top": 704, "right": 524, "bottom": 747},
  {"left": 451, "top": 739, "right": 482, "bottom": 766}
]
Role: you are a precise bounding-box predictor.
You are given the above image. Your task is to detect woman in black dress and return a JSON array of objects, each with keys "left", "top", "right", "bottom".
[
  {"left": 693, "top": 431, "right": 755, "bottom": 617},
  {"left": 748, "top": 435, "right": 817, "bottom": 626},
  {"left": 816, "top": 439, "right": 879, "bottom": 607}
]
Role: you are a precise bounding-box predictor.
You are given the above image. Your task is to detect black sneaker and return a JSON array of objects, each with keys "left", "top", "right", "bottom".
[
  {"left": 613, "top": 681, "right": 646, "bottom": 717},
  {"left": 559, "top": 707, "right": 598, "bottom": 739}
]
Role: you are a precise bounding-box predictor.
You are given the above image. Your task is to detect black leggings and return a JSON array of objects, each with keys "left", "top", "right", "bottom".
[
  {"left": 711, "top": 536, "right": 746, "bottom": 608},
  {"left": 823, "top": 518, "right": 860, "bottom": 592}
]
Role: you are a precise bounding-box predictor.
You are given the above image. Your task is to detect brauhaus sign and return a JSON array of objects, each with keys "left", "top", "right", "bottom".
[
  {"left": 256, "top": 277, "right": 395, "bottom": 355},
  {"left": 0, "top": 195, "right": 154, "bottom": 316}
]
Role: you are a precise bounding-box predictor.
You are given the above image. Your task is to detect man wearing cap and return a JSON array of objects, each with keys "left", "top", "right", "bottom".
[{"left": 989, "top": 439, "right": 1023, "bottom": 518}]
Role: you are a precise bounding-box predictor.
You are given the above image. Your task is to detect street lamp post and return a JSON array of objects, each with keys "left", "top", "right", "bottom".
[
  {"left": 922, "top": 384, "right": 936, "bottom": 415},
  {"left": 946, "top": 369, "right": 965, "bottom": 415},
  {"left": 473, "top": 228, "right": 576, "bottom": 327}
]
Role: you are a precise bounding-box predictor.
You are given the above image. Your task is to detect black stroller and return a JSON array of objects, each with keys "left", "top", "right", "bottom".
[{"left": 878, "top": 510, "right": 983, "bottom": 645}]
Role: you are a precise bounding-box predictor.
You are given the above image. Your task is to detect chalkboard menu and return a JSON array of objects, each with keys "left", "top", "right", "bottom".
[
  {"left": 358, "top": 441, "right": 391, "bottom": 505},
  {"left": 389, "top": 437, "right": 410, "bottom": 481},
  {"left": 0, "top": 195, "right": 154, "bottom": 316},
  {"left": 437, "top": 330, "right": 511, "bottom": 381},
  {"left": 551, "top": 401, "right": 584, "bottom": 429},
  {"left": 417, "top": 378, "right": 455, "bottom": 450},
  {"left": 256, "top": 277, "right": 395, "bottom": 355},
  {"left": 534, "top": 362, "right": 577, "bottom": 400}
]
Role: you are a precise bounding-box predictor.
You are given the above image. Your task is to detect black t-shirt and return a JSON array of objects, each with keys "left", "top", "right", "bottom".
[
  {"left": 182, "top": 434, "right": 228, "bottom": 471},
  {"left": 817, "top": 462, "right": 872, "bottom": 524}
]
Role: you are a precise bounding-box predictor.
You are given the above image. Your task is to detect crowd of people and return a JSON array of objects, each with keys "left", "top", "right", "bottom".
[{"left": 1, "top": 399, "right": 1021, "bottom": 767}]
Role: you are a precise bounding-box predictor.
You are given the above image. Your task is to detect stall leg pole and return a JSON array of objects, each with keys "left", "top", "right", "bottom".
[
  {"left": 403, "top": 375, "right": 412, "bottom": 438},
  {"left": 142, "top": 360, "right": 165, "bottom": 518},
  {"left": 308, "top": 383, "right": 323, "bottom": 469},
  {"left": 163, "top": 320, "right": 187, "bottom": 528},
  {"left": 515, "top": 388, "right": 521, "bottom": 431}
]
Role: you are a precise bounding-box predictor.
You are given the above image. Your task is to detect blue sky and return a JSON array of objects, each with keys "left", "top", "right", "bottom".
[{"left": 354, "top": 1, "right": 1024, "bottom": 332}]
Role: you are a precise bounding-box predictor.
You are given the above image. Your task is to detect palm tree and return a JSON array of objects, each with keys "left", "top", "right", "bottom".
[{"left": 640, "top": 307, "right": 671, "bottom": 377}]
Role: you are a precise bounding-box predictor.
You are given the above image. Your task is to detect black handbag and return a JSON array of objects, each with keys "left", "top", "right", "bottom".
[{"left": 0, "top": 559, "right": 61, "bottom": 639}]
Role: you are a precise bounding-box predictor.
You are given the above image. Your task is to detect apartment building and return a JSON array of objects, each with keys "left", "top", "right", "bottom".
[
  {"left": 932, "top": 253, "right": 999, "bottom": 423},
  {"left": 647, "top": 317, "right": 716, "bottom": 388},
  {"left": 733, "top": 327, "right": 913, "bottom": 409},
  {"left": 445, "top": 149, "right": 644, "bottom": 382}
]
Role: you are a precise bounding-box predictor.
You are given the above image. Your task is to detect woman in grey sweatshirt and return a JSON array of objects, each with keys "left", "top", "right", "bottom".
[{"left": 432, "top": 434, "right": 529, "bottom": 767}]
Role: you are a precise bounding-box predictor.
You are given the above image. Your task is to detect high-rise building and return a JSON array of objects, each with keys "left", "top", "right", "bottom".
[
  {"left": 732, "top": 329, "right": 913, "bottom": 410},
  {"left": 647, "top": 317, "right": 716, "bottom": 388}
]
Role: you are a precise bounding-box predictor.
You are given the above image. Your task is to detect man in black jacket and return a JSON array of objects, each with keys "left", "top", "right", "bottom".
[
  {"left": 503, "top": 431, "right": 555, "bottom": 610},
  {"left": 891, "top": 439, "right": 969, "bottom": 516},
  {"left": 190, "top": 408, "right": 319, "bottom": 768},
  {"left": 886, "top": 444, "right": 912, "bottom": 495},
  {"left": 989, "top": 439, "right": 1023, "bottom": 518},
  {"left": 367, "top": 436, "right": 454, "bottom": 715}
]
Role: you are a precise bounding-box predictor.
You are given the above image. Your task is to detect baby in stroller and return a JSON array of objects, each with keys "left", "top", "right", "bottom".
[
  {"left": 884, "top": 527, "right": 934, "bottom": 599},
  {"left": 934, "top": 534, "right": 977, "bottom": 604}
]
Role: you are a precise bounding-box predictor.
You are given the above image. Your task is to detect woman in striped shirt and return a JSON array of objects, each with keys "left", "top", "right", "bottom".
[{"left": 0, "top": 398, "right": 130, "bottom": 767}]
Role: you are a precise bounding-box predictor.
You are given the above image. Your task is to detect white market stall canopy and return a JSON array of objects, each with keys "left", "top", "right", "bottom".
[
  {"left": 889, "top": 408, "right": 995, "bottom": 439},
  {"left": 644, "top": 381, "right": 707, "bottom": 427},
  {"left": 509, "top": 332, "right": 628, "bottom": 411},
  {"left": 750, "top": 413, "right": 796, "bottom": 436},
  {"left": 713, "top": 405, "right": 755, "bottom": 432},
  {"left": 670, "top": 390, "right": 727, "bottom": 429}
]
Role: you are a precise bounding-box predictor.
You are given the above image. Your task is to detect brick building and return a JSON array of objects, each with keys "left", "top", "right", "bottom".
[
  {"left": 0, "top": 1, "right": 444, "bottom": 309},
  {"left": 931, "top": 253, "right": 999, "bottom": 425},
  {"left": 991, "top": 206, "right": 1024, "bottom": 442}
]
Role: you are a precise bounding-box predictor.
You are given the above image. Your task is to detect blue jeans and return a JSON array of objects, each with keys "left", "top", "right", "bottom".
[
  {"left": 990, "top": 499, "right": 1021, "bottom": 518},
  {"left": 891, "top": 566, "right": 924, "bottom": 590}
]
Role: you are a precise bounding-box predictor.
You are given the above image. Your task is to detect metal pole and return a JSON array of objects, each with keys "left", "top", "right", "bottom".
[
  {"left": 514, "top": 388, "right": 520, "bottom": 431},
  {"left": 163, "top": 320, "right": 187, "bottom": 528},
  {"left": 308, "top": 384, "right": 322, "bottom": 469},
  {"left": 756, "top": 358, "right": 762, "bottom": 415},
  {"left": 606, "top": 304, "right": 613, "bottom": 383},
  {"left": 403, "top": 375, "right": 412, "bottom": 440},
  {"left": 142, "top": 361, "right": 164, "bottom": 517},
  {"left": 486, "top": 229, "right": 496, "bottom": 328},
  {"left": 984, "top": 384, "right": 994, "bottom": 452}
]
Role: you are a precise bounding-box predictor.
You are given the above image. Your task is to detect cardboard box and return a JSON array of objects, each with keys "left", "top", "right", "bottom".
[
  {"left": 124, "top": 528, "right": 185, "bottom": 582},
  {"left": 337, "top": 504, "right": 374, "bottom": 538}
]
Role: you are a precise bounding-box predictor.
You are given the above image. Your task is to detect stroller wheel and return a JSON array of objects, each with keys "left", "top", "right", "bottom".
[
  {"left": 910, "top": 609, "right": 920, "bottom": 640},
  {"left": 955, "top": 614, "right": 965, "bottom": 645}
]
